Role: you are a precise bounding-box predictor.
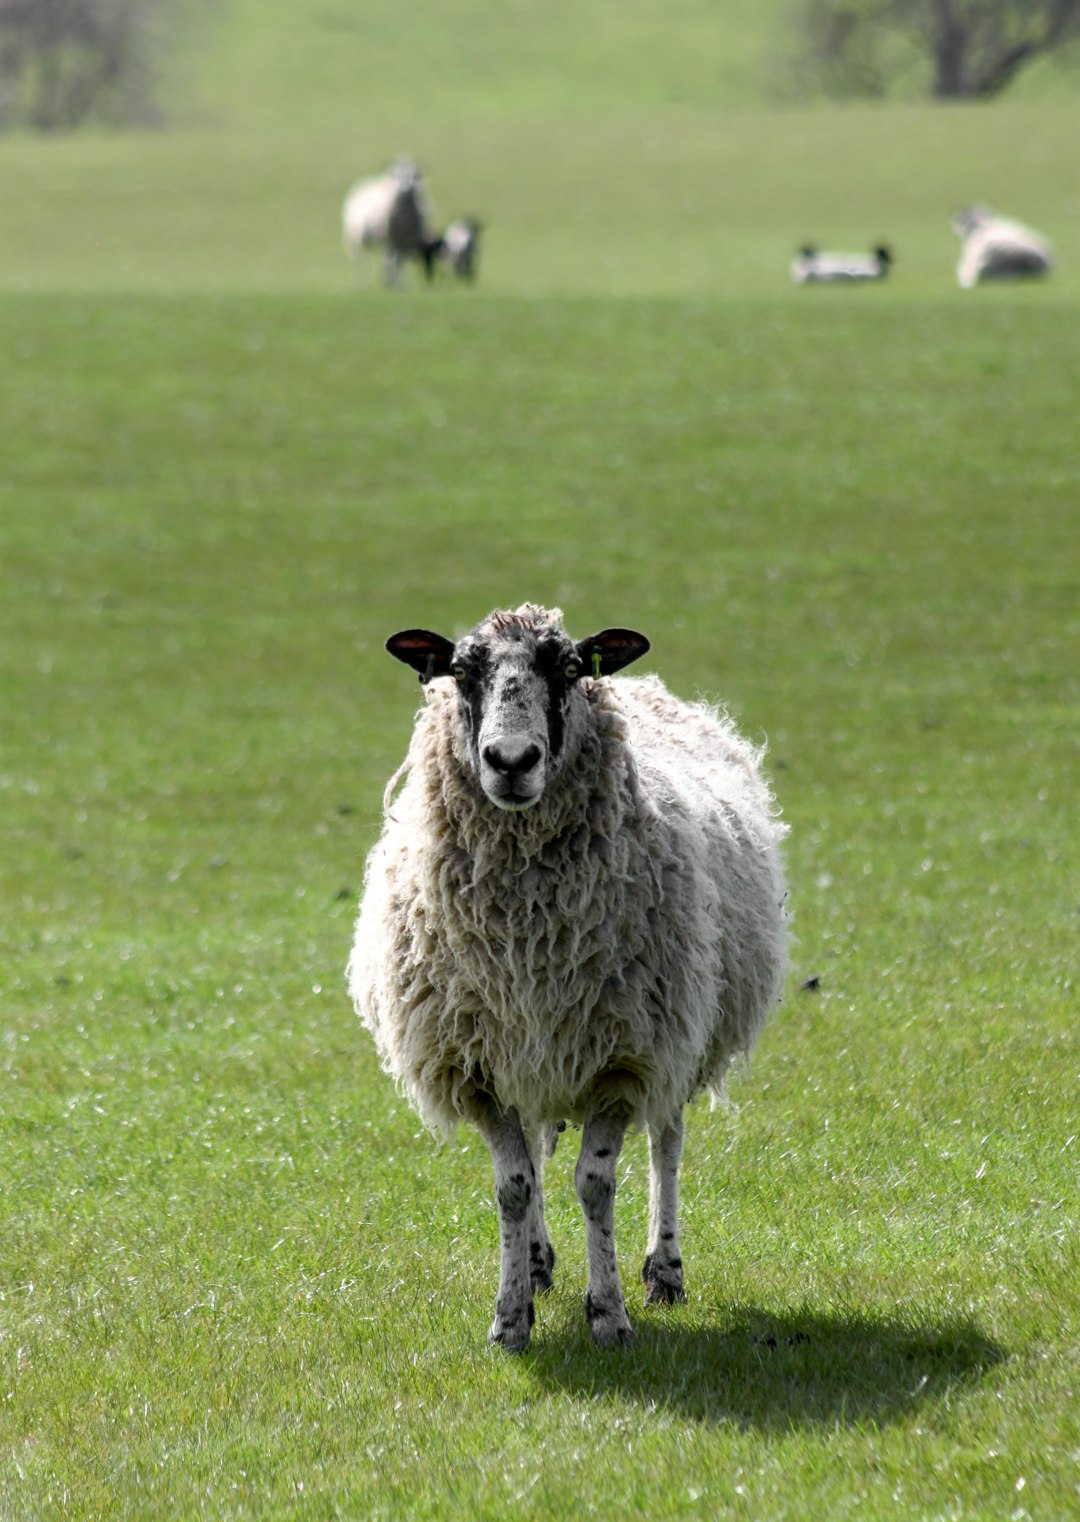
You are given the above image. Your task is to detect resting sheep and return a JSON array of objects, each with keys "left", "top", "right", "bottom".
[
  {"left": 790, "top": 244, "right": 893, "bottom": 284},
  {"left": 953, "top": 205, "right": 1053, "bottom": 288},
  {"left": 347, "top": 604, "right": 788, "bottom": 1349},
  {"left": 342, "top": 158, "right": 443, "bottom": 287}
]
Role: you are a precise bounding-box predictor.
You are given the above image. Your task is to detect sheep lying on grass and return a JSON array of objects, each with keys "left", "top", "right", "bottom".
[
  {"left": 342, "top": 158, "right": 443, "bottom": 287},
  {"left": 790, "top": 244, "right": 893, "bottom": 284},
  {"left": 348, "top": 605, "right": 788, "bottom": 1350},
  {"left": 953, "top": 206, "right": 1053, "bottom": 288}
]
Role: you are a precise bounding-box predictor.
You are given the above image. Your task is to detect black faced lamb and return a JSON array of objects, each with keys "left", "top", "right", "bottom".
[
  {"left": 440, "top": 218, "right": 483, "bottom": 281},
  {"left": 347, "top": 604, "right": 789, "bottom": 1350},
  {"left": 790, "top": 244, "right": 893, "bottom": 284}
]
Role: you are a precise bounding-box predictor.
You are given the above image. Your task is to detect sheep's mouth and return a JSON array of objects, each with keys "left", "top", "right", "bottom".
[{"left": 486, "top": 786, "right": 542, "bottom": 812}]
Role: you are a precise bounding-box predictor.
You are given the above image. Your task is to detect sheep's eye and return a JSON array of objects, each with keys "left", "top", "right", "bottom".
[
  {"left": 564, "top": 662, "right": 580, "bottom": 681},
  {"left": 451, "top": 665, "right": 467, "bottom": 682}
]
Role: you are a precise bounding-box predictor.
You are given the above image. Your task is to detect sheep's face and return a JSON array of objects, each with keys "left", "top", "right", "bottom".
[
  {"left": 449, "top": 621, "right": 582, "bottom": 810},
  {"left": 953, "top": 205, "right": 990, "bottom": 239},
  {"left": 385, "top": 608, "right": 650, "bottom": 813},
  {"left": 389, "top": 158, "right": 422, "bottom": 193}
]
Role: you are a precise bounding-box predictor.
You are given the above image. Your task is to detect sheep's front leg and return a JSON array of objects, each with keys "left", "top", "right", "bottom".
[
  {"left": 643, "top": 1114, "right": 687, "bottom": 1305},
  {"left": 477, "top": 1106, "right": 536, "bottom": 1351},
  {"left": 575, "top": 1114, "right": 633, "bottom": 1346},
  {"left": 525, "top": 1123, "right": 558, "bottom": 1294}
]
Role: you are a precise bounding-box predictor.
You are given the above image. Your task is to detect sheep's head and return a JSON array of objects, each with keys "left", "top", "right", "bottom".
[
  {"left": 953, "top": 205, "right": 990, "bottom": 239},
  {"left": 386, "top": 605, "right": 649, "bottom": 811},
  {"left": 389, "top": 157, "right": 423, "bottom": 192}
]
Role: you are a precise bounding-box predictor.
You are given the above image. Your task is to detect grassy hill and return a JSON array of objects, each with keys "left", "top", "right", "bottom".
[
  {"left": 2, "top": 100, "right": 1079, "bottom": 297},
  {"left": 172, "top": 0, "right": 1079, "bottom": 131},
  {"left": 2, "top": 282, "right": 1077, "bottom": 1522},
  {"left": 1, "top": 0, "right": 1076, "bottom": 299},
  {"left": 1, "top": 4, "right": 1078, "bottom": 1520},
  {"left": 175, "top": 0, "right": 787, "bottom": 130}
]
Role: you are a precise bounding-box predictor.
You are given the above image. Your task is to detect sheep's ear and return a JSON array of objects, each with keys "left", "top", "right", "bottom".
[
  {"left": 575, "top": 627, "right": 650, "bottom": 677},
  {"left": 386, "top": 629, "right": 456, "bottom": 683}
]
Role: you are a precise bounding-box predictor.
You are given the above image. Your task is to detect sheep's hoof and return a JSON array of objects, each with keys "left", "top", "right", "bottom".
[
  {"left": 530, "top": 1241, "right": 556, "bottom": 1294},
  {"left": 585, "top": 1293, "right": 634, "bottom": 1348},
  {"left": 642, "top": 1252, "right": 686, "bottom": 1306},
  {"left": 488, "top": 1299, "right": 534, "bottom": 1352},
  {"left": 644, "top": 1276, "right": 687, "bottom": 1307}
]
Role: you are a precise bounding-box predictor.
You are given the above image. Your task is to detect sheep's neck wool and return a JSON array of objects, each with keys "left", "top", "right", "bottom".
[{"left": 352, "top": 672, "right": 787, "bottom": 1134}]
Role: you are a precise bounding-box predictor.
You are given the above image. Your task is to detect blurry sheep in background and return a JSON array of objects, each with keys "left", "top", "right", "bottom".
[
  {"left": 790, "top": 244, "right": 893, "bottom": 284},
  {"left": 953, "top": 206, "right": 1053, "bottom": 288},
  {"left": 441, "top": 218, "right": 484, "bottom": 281},
  {"left": 342, "top": 158, "right": 443, "bottom": 287}
]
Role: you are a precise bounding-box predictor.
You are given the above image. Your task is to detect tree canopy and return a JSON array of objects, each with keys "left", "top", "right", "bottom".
[
  {"left": 792, "top": 0, "right": 1080, "bottom": 101},
  {"left": 0, "top": 0, "right": 175, "bottom": 130}
]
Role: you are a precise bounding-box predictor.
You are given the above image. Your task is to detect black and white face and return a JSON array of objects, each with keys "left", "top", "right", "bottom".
[
  {"left": 385, "top": 610, "right": 650, "bottom": 813},
  {"left": 390, "top": 158, "right": 422, "bottom": 193},
  {"left": 445, "top": 221, "right": 480, "bottom": 278},
  {"left": 449, "top": 623, "right": 583, "bottom": 811}
]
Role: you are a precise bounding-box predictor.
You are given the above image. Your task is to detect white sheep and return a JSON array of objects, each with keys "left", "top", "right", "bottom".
[
  {"left": 440, "top": 218, "right": 484, "bottom": 281},
  {"left": 342, "top": 158, "right": 443, "bottom": 287},
  {"left": 347, "top": 604, "right": 789, "bottom": 1350},
  {"left": 790, "top": 244, "right": 893, "bottom": 284},
  {"left": 953, "top": 206, "right": 1053, "bottom": 288}
]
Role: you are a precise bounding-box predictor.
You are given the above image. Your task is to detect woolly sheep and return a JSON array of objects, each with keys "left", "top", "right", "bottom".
[
  {"left": 790, "top": 244, "right": 893, "bottom": 284},
  {"left": 347, "top": 604, "right": 789, "bottom": 1350},
  {"left": 342, "top": 158, "right": 443, "bottom": 287},
  {"left": 953, "top": 206, "right": 1053, "bottom": 288},
  {"left": 440, "top": 217, "right": 484, "bottom": 281}
]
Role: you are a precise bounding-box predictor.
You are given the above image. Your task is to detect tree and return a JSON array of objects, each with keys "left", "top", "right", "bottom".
[
  {"left": 792, "top": 0, "right": 1080, "bottom": 101},
  {"left": 0, "top": 0, "right": 176, "bottom": 130}
]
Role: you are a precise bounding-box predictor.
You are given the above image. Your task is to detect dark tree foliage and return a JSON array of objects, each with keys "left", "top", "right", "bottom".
[
  {"left": 794, "top": 0, "right": 1080, "bottom": 100},
  {"left": 0, "top": 0, "right": 173, "bottom": 130}
]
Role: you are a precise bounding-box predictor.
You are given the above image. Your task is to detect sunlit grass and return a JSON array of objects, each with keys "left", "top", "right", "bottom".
[{"left": 1, "top": 289, "right": 1076, "bottom": 1518}]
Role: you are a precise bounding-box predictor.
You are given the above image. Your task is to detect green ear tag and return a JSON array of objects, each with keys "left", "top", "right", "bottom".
[{"left": 591, "top": 649, "right": 602, "bottom": 679}]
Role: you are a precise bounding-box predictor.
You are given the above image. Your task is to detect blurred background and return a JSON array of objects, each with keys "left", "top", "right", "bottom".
[{"left": 1, "top": 0, "right": 1079, "bottom": 294}]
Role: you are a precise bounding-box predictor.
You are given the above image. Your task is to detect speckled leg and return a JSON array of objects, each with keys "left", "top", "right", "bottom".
[
  {"left": 478, "top": 1106, "right": 536, "bottom": 1351},
  {"left": 525, "top": 1123, "right": 558, "bottom": 1294},
  {"left": 643, "top": 1113, "right": 687, "bottom": 1306},
  {"left": 575, "top": 1114, "right": 633, "bottom": 1346}
]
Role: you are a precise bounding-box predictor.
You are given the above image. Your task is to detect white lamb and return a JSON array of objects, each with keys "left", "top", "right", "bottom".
[
  {"left": 790, "top": 244, "right": 893, "bottom": 284},
  {"left": 342, "top": 158, "right": 443, "bottom": 287},
  {"left": 347, "top": 605, "right": 788, "bottom": 1350},
  {"left": 953, "top": 206, "right": 1053, "bottom": 288}
]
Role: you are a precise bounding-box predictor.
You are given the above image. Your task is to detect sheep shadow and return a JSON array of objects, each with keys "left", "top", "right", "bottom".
[{"left": 528, "top": 1302, "right": 1005, "bottom": 1429}]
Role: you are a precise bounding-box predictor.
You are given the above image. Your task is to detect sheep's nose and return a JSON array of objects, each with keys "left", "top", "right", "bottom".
[{"left": 482, "top": 740, "right": 542, "bottom": 778}]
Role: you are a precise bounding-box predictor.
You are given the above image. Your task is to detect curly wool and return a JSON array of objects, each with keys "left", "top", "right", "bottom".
[{"left": 348, "top": 666, "right": 788, "bottom": 1137}]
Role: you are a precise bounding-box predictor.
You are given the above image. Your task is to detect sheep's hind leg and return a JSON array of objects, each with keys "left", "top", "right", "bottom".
[
  {"left": 525, "top": 1123, "right": 559, "bottom": 1294},
  {"left": 643, "top": 1114, "right": 687, "bottom": 1306},
  {"left": 575, "top": 1113, "right": 633, "bottom": 1346},
  {"left": 477, "top": 1105, "right": 537, "bottom": 1351}
]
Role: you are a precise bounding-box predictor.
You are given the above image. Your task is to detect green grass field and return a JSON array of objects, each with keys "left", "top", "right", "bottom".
[
  {"left": 171, "top": 0, "right": 1080, "bottom": 126},
  {"left": 1, "top": 6, "right": 1078, "bottom": 1516},
  {"left": 3, "top": 102, "right": 1080, "bottom": 297},
  {"left": 3, "top": 289, "right": 1076, "bottom": 1519}
]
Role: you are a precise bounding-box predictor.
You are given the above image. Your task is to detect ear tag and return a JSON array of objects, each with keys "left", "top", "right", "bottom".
[{"left": 591, "top": 649, "right": 602, "bottom": 679}]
